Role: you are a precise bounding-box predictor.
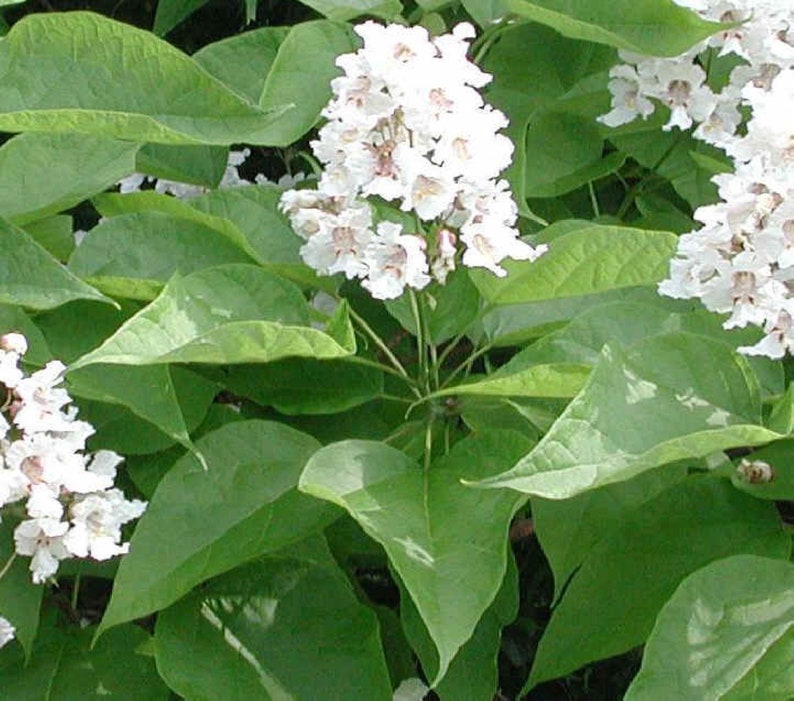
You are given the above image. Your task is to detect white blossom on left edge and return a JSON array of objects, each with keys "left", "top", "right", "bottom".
[
  {"left": 0, "top": 334, "right": 146, "bottom": 584},
  {"left": 0, "top": 616, "right": 15, "bottom": 649}
]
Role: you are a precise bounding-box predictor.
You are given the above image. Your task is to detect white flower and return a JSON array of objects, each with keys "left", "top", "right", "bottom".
[
  {"left": 362, "top": 221, "right": 431, "bottom": 299},
  {"left": 599, "top": 64, "right": 656, "bottom": 127},
  {"left": 0, "top": 616, "right": 15, "bottom": 650},
  {"left": 14, "top": 517, "right": 71, "bottom": 584},
  {"left": 64, "top": 489, "right": 147, "bottom": 561},
  {"left": 0, "top": 332, "right": 147, "bottom": 581}
]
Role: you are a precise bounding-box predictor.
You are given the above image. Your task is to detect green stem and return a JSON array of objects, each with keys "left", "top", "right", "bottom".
[
  {"left": 0, "top": 552, "right": 16, "bottom": 581},
  {"left": 348, "top": 306, "right": 419, "bottom": 394},
  {"left": 408, "top": 290, "right": 430, "bottom": 393},
  {"left": 424, "top": 418, "right": 433, "bottom": 473},
  {"left": 441, "top": 342, "right": 494, "bottom": 389},
  {"left": 471, "top": 19, "right": 511, "bottom": 65},
  {"left": 588, "top": 181, "right": 601, "bottom": 218},
  {"left": 348, "top": 356, "right": 419, "bottom": 386},
  {"left": 71, "top": 568, "right": 82, "bottom": 612}
]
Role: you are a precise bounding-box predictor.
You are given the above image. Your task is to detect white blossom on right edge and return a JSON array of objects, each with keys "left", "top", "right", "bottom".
[
  {"left": 279, "top": 21, "right": 546, "bottom": 300},
  {"left": 600, "top": 0, "right": 794, "bottom": 359}
]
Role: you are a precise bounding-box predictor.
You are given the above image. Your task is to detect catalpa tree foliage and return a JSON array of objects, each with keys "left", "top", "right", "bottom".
[{"left": 0, "top": 0, "right": 791, "bottom": 699}]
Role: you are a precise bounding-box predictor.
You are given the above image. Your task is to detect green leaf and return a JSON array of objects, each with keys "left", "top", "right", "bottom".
[
  {"left": 193, "top": 26, "right": 290, "bottom": 104},
  {"left": 92, "top": 191, "right": 263, "bottom": 265},
  {"left": 529, "top": 150, "right": 626, "bottom": 199},
  {"left": 527, "top": 477, "right": 789, "bottom": 688},
  {"left": 524, "top": 111, "right": 605, "bottom": 198},
  {"left": 96, "top": 185, "right": 321, "bottom": 292},
  {"left": 189, "top": 185, "right": 304, "bottom": 266},
  {"left": 68, "top": 212, "right": 257, "bottom": 293},
  {"left": 135, "top": 143, "right": 227, "bottom": 187},
  {"left": 470, "top": 222, "right": 678, "bottom": 305},
  {"left": 400, "top": 553, "right": 519, "bottom": 700},
  {"left": 430, "top": 362, "right": 590, "bottom": 401},
  {"left": 67, "top": 365, "right": 195, "bottom": 450},
  {"left": 22, "top": 216, "right": 75, "bottom": 262},
  {"left": 299, "top": 431, "right": 533, "bottom": 684},
  {"left": 0, "top": 12, "right": 288, "bottom": 145},
  {"left": 0, "top": 133, "right": 138, "bottom": 225},
  {"left": 0, "top": 619, "right": 169, "bottom": 699},
  {"left": 34, "top": 298, "right": 214, "bottom": 452},
  {"left": 97, "top": 420, "right": 338, "bottom": 637},
  {"left": 0, "top": 217, "right": 111, "bottom": 310},
  {"left": 609, "top": 112, "right": 732, "bottom": 208},
  {"left": 477, "top": 285, "right": 666, "bottom": 347},
  {"left": 508, "top": 300, "right": 783, "bottom": 398},
  {"left": 223, "top": 358, "right": 384, "bottom": 414},
  {"left": 153, "top": 0, "right": 212, "bottom": 36},
  {"left": 155, "top": 536, "right": 392, "bottom": 700},
  {"left": 533, "top": 463, "right": 688, "bottom": 600},
  {"left": 475, "top": 333, "right": 782, "bottom": 499},
  {"left": 626, "top": 555, "right": 794, "bottom": 700},
  {"left": 0, "top": 520, "right": 43, "bottom": 657},
  {"left": 504, "top": 0, "right": 723, "bottom": 57},
  {"left": 294, "top": 0, "right": 402, "bottom": 21},
  {"left": 69, "top": 265, "right": 356, "bottom": 369},
  {"left": 482, "top": 24, "right": 616, "bottom": 218},
  {"left": 257, "top": 20, "right": 358, "bottom": 146}
]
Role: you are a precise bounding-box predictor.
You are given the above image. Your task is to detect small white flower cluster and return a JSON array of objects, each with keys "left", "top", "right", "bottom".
[
  {"left": 600, "top": 1, "right": 794, "bottom": 358},
  {"left": 0, "top": 333, "right": 146, "bottom": 584},
  {"left": 0, "top": 615, "right": 14, "bottom": 649},
  {"left": 279, "top": 21, "right": 545, "bottom": 300},
  {"left": 599, "top": 0, "right": 794, "bottom": 142}
]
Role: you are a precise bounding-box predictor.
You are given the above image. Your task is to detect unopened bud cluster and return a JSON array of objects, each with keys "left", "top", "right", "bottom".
[
  {"left": 0, "top": 333, "right": 146, "bottom": 588},
  {"left": 279, "top": 21, "right": 545, "bottom": 300},
  {"left": 600, "top": 0, "right": 794, "bottom": 358}
]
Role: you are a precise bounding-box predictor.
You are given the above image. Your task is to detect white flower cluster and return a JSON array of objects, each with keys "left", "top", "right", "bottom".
[
  {"left": 279, "top": 21, "right": 545, "bottom": 300},
  {"left": 0, "top": 333, "right": 146, "bottom": 584},
  {"left": 600, "top": 0, "right": 794, "bottom": 358},
  {"left": 599, "top": 0, "right": 794, "bottom": 141}
]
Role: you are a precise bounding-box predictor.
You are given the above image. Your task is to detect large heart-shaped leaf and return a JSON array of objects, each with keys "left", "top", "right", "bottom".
[
  {"left": 69, "top": 265, "right": 356, "bottom": 369},
  {"left": 503, "top": 0, "right": 722, "bottom": 57},
  {"left": 626, "top": 555, "right": 794, "bottom": 700},
  {"left": 155, "top": 536, "right": 392, "bottom": 700},
  {"left": 526, "top": 477, "right": 789, "bottom": 689},
  {"left": 0, "top": 618, "right": 169, "bottom": 700},
  {"left": 475, "top": 333, "right": 782, "bottom": 499},
  {"left": 0, "top": 12, "right": 287, "bottom": 145},
  {"left": 0, "top": 217, "right": 111, "bottom": 310},
  {"left": 533, "top": 463, "right": 688, "bottom": 600},
  {"left": 470, "top": 222, "right": 677, "bottom": 305},
  {"left": 0, "top": 133, "right": 138, "bottom": 225},
  {"left": 97, "top": 420, "right": 337, "bottom": 637},
  {"left": 299, "top": 431, "right": 533, "bottom": 684}
]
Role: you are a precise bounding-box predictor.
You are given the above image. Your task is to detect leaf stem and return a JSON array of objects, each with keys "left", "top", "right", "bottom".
[
  {"left": 408, "top": 290, "right": 430, "bottom": 393},
  {"left": 440, "top": 342, "right": 494, "bottom": 389},
  {"left": 348, "top": 306, "right": 420, "bottom": 396},
  {"left": 0, "top": 552, "right": 16, "bottom": 581}
]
